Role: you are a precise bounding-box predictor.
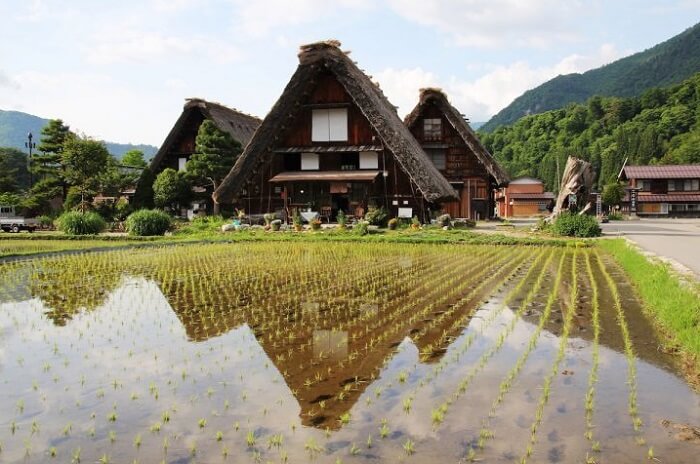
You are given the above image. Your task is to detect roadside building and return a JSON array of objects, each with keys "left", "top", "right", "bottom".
[
  {"left": 495, "top": 176, "right": 554, "bottom": 218},
  {"left": 619, "top": 164, "right": 700, "bottom": 216}
]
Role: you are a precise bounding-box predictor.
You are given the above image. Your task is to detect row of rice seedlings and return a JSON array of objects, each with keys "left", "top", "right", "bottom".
[
  {"left": 595, "top": 251, "right": 650, "bottom": 451},
  {"left": 400, "top": 248, "right": 550, "bottom": 409},
  {"left": 518, "top": 250, "right": 579, "bottom": 464},
  {"left": 463, "top": 250, "right": 569, "bottom": 461},
  {"left": 583, "top": 252, "right": 602, "bottom": 458},
  {"left": 429, "top": 249, "right": 560, "bottom": 429}
]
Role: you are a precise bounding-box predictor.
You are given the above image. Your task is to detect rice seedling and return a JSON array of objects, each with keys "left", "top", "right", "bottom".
[{"left": 403, "top": 438, "right": 415, "bottom": 455}]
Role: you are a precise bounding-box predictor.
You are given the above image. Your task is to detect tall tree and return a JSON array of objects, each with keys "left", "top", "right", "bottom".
[
  {"left": 121, "top": 149, "right": 148, "bottom": 168},
  {"left": 62, "top": 137, "right": 110, "bottom": 211},
  {"left": 33, "top": 119, "right": 72, "bottom": 180},
  {"left": 186, "top": 120, "right": 241, "bottom": 215}
]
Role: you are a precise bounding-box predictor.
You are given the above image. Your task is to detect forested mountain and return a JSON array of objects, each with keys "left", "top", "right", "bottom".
[
  {"left": 0, "top": 109, "right": 157, "bottom": 160},
  {"left": 481, "top": 22, "right": 700, "bottom": 132},
  {"left": 479, "top": 73, "right": 700, "bottom": 192}
]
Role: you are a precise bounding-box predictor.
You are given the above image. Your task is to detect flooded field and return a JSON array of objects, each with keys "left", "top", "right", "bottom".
[{"left": 0, "top": 242, "right": 698, "bottom": 463}]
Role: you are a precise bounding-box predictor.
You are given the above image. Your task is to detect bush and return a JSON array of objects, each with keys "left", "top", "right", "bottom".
[
  {"left": 436, "top": 213, "right": 451, "bottom": 227},
  {"left": 354, "top": 220, "right": 369, "bottom": 236},
  {"left": 56, "top": 211, "right": 106, "bottom": 235},
  {"left": 114, "top": 199, "right": 133, "bottom": 221},
  {"left": 36, "top": 215, "right": 55, "bottom": 230},
  {"left": 453, "top": 219, "right": 475, "bottom": 229},
  {"left": 607, "top": 211, "right": 623, "bottom": 221},
  {"left": 388, "top": 218, "right": 398, "bottom": 230},
  {"left": 125, "top": 209, "right": 172, "bottom": 236},
  {"left": 551, "top": 212, "right": 601, "bottom": 237},
  {"left": 364, "top": 206, "right": 389, "bottom": 227}
]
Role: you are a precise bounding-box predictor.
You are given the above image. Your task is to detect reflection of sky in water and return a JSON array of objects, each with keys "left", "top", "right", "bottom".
[{"left": 0, "top": 274, "right": 698, "bottom": 463}]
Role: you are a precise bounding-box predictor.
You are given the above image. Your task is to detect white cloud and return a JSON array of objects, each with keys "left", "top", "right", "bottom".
[
  {"left": 0, "top": 70, "right": 19, "bottom": 89},
  {"left": 85, "top": 29, "right": 243, "bottom": 65},
  {"left": 374, "top": 44, "right": 621, "bottom": 121},
  {"left": 386, "top": 0, "right": 591, "bottom": 48},
  {"left": 231, "top": 0, "right": 375, "bottom": 38}
]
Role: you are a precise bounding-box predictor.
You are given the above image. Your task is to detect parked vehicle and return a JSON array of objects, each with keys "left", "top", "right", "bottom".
[{"left": 0, "top": 205, "right": 38, "bottom": 233}]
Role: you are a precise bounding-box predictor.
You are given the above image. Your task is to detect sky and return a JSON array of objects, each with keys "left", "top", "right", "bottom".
[{"left": 1, "top": 0, "right": 699, "bottom": 147}]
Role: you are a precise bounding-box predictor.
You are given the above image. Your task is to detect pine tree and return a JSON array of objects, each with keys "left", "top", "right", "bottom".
[
  {"left": 186, "top": 120, "right": 241, "bottom": 215},
  {"left": 32, "top": 119, "right": 74, "bottom": 199}
]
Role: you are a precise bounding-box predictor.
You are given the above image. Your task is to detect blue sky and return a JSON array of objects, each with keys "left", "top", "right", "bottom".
[{"left": 1, "top": 0, "right": 699, "bottom": 146}]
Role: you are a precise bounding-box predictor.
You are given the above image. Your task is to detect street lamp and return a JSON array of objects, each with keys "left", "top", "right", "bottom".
[{"left": 25, "top": 132, "right": 36, "bottom": 189}]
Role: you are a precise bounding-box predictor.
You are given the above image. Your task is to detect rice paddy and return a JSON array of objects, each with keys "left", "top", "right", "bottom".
[{"left": 0, "top": 242, "right": 698, "bottom": 463}]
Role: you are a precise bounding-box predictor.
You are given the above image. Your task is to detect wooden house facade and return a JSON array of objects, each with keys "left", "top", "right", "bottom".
[
  {"left": 214, "top": 41, "right": 457, "bottom": 222},
  {"left": 150, "top": 99, "right": 261, "bottom": 216},
  {"left": 404, "top": 89, "right": 509, "bottom": 220}
]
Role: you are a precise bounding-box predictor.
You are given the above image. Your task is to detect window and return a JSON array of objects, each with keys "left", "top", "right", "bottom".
[
  {"left": 284, "top": 153, "right": 301, "bottom": 171},
  {"left": 638, "top": 180, "right": 651, "bottom": 191},
  {"left": 178, "top": 157, "right": 187, "bottom": 172},
  {"left": 359, "top": 151, "right": 378, "bottom": 169},
  {"left": 301, "top": 153, "right": 319, "bottom": 170},
  {"left": 312, "top": 108, "right": 348, "bottom": 142},
  {"left": 423, "top": 118, "right": 442, "bottom": 141},
  {"left": 426, "top": 149, "right": 446, "bottom": 170},
  {"left": 684, "top": 179, "right": 699, "bottom": 191},
  {"left": 340, "top": 153, "right": 358, "bottom": 170},
  {"left": 670, "top": 204, "right": 687, "bottom": 212}
]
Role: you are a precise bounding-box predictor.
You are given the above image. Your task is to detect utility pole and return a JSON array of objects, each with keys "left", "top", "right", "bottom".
[{"left": 25, "top": 132, "right": 36, "bottom": 189}]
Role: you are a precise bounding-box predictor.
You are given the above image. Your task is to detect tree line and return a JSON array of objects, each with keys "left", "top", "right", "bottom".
[{"left": 480, "top": 72, "right": 700, "bottom": 193}]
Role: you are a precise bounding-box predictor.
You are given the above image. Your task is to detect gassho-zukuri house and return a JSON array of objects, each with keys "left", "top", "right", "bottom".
[
  {"left": 214, "top": 40, "right": 507, "bottom": 222},
  {"left": 151, "top": 98, "right": 261, "bottom": 218}
]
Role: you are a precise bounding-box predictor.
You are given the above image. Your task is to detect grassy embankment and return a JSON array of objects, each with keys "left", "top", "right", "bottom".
[{"left": 600, "top": 239, "right": 700, "bottom": 378}]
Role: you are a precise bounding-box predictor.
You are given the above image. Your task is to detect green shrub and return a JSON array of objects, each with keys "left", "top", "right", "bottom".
[
  {"left": 336, "top": 209, "right": 347, "bottom": 227},
  {"left": 364, "top": 206, "right": 388, "bottom": 227},
  {"left": 36, "top": 215, "right": 55, "bottom": 229},
  {"left": 551, "top": 211, "right": 601, "bottom": 237},
  {"left": 56, "top": 211, "right": 106, "bottom": 235},
  {"left": 388, "top": 218, "right": 398, "bottom": 230},
  {"left": 114, "top": 199, "right": 133, "bottom": 221},
  {"left": 125, "top": 209, "right": 172, "bottom": 236},
  {"left": 607, "top": 211, "right": 623, "bottom": 221},
  {"left": 354, "top": 221, "right": 369, "bottom": 236}
]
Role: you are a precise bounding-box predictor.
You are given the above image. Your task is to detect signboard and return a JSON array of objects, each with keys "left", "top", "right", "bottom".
[
  {"left": 628, "top": 187, "right": 640, "bottom": 214},
  {"left": 398, "top": 207, "right": 413, "bottom": 218},
  {"left": 596, "top": 193, "right": 602, "bottom": 216}
]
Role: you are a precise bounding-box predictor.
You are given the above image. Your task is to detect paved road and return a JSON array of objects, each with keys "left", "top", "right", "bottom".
[{"left": 601, "top": 218, "right": 700, "bottom": 276}]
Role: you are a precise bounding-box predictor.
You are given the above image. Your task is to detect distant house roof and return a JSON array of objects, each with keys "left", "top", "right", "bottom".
[
  {"left": 150, "top": 98, "right": 261, "bottom": 171},
  {"left": 214, "top": 40, "right": 458, "bottom": 204},
  {"left": 621, "top": 164, "right": 700, "bottom": 180},
  {"left": 509, "top": 176, "right": 544, "bottom": 185},
  {"left": 403, "top": 88, "right": 510, "bottom": 186}
]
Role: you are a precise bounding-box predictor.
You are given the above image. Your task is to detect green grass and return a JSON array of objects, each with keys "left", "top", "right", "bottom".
[
  {"left": 599, "top": 239, "right": 700, "bottom": 364},
  {"left": 0, "top": 227, "right": 579, "bottom": 259}
]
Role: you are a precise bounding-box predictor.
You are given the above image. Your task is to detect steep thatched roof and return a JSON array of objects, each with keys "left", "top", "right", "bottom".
[
  {"left": 214, "top": 41, "right": 457, "bottom": 204},
  {"left": 404, "top": 88, "right": 510, "bottom": 186},
  {"left": 150, "top": 98, "right": 261, "bottom": 170}
]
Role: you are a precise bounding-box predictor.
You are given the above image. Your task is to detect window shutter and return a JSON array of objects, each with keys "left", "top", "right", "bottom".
[
  {"left": 359, "top": 151, "right": 378, "bottom": 169},
  {"left": 312, "top": 110, "right": 329, "bottom": 142},
  {"left": 328, "top": 108, "right": 348, "bottom": 141},
  {"left": 301, "top": 153, "right": 319, "bottom": 170}
]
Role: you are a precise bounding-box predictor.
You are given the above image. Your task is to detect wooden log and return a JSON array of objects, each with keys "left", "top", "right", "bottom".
[{"left": 551, "top": 156, "right": 594, "bottom": 218}]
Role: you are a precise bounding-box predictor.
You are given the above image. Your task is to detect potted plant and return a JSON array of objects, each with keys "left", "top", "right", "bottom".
[
  {"left": 336, "top": 210, "right": 347, "bottom": 230},
  {"left": 388, "top": 218, "right": 398, "bottom": 230},
  {"left": 292, "top": 211, "right": 303, "bottom": 231},
  {"left": 410, "top": 216, "right": 421, "bottom": 230},
  {"left": 271, "top": 219, "right": 282, "bottom": 231},
  {"left": 310, "top": 218, "right": 322, "bottom": 231}
]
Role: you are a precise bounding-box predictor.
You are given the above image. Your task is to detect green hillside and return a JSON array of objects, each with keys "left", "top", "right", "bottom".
[
  {"left": 481, "top": 22, "right": 700, "bottom": 132},
  {"left": 479, "top": 73, "right": 700, "bottom": 192},
  {"left": 0, "top": 109, "right": 157, "bottom": 160}
]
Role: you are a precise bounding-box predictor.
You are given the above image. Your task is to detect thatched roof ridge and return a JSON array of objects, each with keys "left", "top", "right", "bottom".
[
  {"left": 150, "top": 98, "right": 261, "bottom": 170},
  {"left": 214, "top": 41, "right": 458, "bottom": 204},
  {"left": 404, "top": 88, "right": 510, "bottom": 186}
]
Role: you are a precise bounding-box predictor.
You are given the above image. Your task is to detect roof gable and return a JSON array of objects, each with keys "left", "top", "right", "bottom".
[
  {"left": 214, "top": 41, "right": 458, "bottom": 204},
  {"left": 150, "top": 99, "right": 261, "bottom": 171},
  {"left": 404, "top": 88, "right": 510, "bottom": 186}
]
